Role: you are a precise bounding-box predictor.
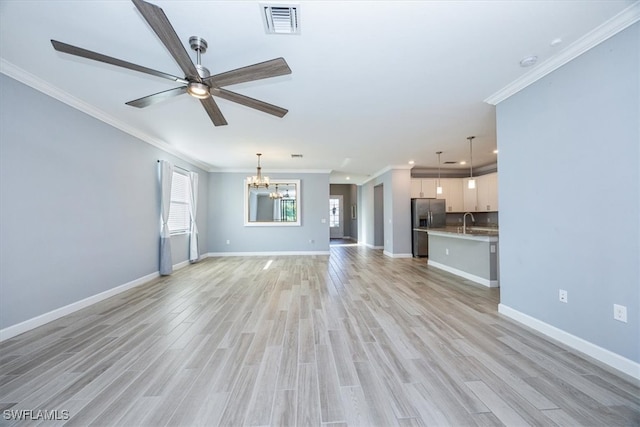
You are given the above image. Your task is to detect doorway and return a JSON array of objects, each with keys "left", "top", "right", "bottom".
[
  {"left": 329, "top": 195, "right": 344, "bottom": 239},
  {"left": 373, "top": 184, "right": 384, "bottom": 248}
]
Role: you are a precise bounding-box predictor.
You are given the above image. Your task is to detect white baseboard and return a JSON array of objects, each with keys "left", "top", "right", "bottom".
[
  {"left": 383, "top": 251, "right": 413, "bottom": 258},
  {"left": 206, "top": 251, "right": 330, "bottom": 257},
  {"left": 0, "top": 256, "right": 200, "bottom": 342},
  {"left": 428, "top": 260, "right": 499, "bottom": 287},
  {"left": 364, "top": 244, "right": 383, "bottom": 249},
  {"left": 0, "top": 270, "right": 160, "bottom": 341},
  {"left": 498, "top": 304, "right": 640, "bottom": 381}
]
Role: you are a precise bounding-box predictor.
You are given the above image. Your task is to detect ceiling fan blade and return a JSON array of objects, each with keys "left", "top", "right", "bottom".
[
  {"left": 131, "top": 0, "right": 201, "bottom": 82},
  {"left": 211, "top": 88, "right": 288, "bottom": 118},
  {"left": 51, "top": 40, "right": 186, "bottom": 83},
  {"left": 200, "top": 97, "right": 228, "bottom": 126},
  {"left": 205, "top": 58, "right": 291, "bottom": 88},
  {"left": 125, "top": 86, "right": 187, "bottom": 108}
]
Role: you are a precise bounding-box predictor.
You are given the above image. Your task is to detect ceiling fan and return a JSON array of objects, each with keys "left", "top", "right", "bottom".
[{"left": 50, "top": 0, "right": 291, "bottom": 127}]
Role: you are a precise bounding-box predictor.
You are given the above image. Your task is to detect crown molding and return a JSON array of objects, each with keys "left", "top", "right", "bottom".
[
  {"left": 485, "top": 2, "right": 640, "bottom": 105},
  {"left": 216, "top": 168, "right": 332, "bottom": 174},
  {"left": 0, "top": 58, "right": 214, "bottom": 172},
  {"left": 361, "top": 164, "right": 413, "bottom": 185}
]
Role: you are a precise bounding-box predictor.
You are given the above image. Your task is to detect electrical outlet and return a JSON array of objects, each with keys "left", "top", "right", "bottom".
[
  {"left": 614, "top": 304, "right": 627, "bottom": 323},
  {"left": 226, "top": 240, "right": 230, "bottom": 245},
  {"left": 559, "top": 289, "right": 568, "bottom": 303},
  {"left": 445, "top": 249, "right": 449, "bottom": 255},
  {"left": 309, "top": 239, "right": 315, "bottom": 244}
]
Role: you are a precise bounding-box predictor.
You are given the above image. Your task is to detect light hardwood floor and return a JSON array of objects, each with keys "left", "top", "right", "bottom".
[{"left": 1, "top": 245, "right": 639, "bottom": 426}]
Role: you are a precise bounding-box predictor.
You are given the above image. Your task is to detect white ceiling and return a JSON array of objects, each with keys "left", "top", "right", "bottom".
[{"left": 0, "top": 0, "right": 636, "bottom": 183}]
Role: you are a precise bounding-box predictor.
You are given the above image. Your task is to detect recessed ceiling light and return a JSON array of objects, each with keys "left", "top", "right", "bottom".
[
  {"left": 493, "top": 149, "right": 499, "bottom": 154},
  {"left": 460, "top": 161, "right": 466, "bottom": 165},
  {"left": 346, "top": 176, "right": 350, "bottom": 180},
  {"left": 520, "top": 56, "right": 538, "bottom": 67},
  {"left": 408, "top": 160, "right": 415, "bottom": 165},
  {"left": 550, "top": 38, "right": 562, "bottom": 47}
]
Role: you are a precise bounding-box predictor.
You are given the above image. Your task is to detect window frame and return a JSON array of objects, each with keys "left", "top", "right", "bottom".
[{"left": 168, "top": 170, "right": 191, "bottom": 235}]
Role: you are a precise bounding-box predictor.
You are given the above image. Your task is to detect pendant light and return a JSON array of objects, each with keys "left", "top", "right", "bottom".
[
  {"left": 247, "top": 153, "right": 270, "bottom": 188},
  {"left": 436, "top": 151, "right": 443, "bottom": 195},
  {"left": 467, "top": 136, "right": 476, "bottom": 189}
]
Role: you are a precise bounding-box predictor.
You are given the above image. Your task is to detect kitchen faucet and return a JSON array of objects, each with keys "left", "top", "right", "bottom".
[{"left": 463, "top": 212, "right": 475, "bottom": 234}]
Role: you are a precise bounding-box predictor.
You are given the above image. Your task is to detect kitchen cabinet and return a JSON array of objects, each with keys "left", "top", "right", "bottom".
[
  {"left": 476, "top": 173, "right": 498, "bottom": 212},
  {"left": 410, "top": 178, "right": 437, "bottom": 198},
  {"left": 461, "top": 173, "right": 498, "bottom": 212},
  {"left": 437, "top": 178, "right": 464, "bottom": 212}
]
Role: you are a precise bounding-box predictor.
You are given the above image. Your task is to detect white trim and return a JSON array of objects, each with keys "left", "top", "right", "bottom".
[
  {"left": 498, "top": 304, "right": 640, "bottom": 381},
  {"left": 383, "top": 251, "right": 413, "bottom": 258},
  {"left": 0, "top": 271, "right": 158, "bottom": 341},
  {"left": 206, "top": 251, "right": 330, "bottom": 257},
  {"left": 218, "top": 168, "right": 333, "bottom": 174},
  {"left": 364, "top": 243, "right": 383, "bottom": 249},
  {"left": 484, "top": 2, "right": 640, "bottom": 105},
  {"left": 0, "top": 59, "right": 212, "bottom": 172},
  {"left": 362, "top": 164, "right": 413, "bottom": 185},
  {"left": 428, "top": 260, "right": 499, "bottom": 287}
]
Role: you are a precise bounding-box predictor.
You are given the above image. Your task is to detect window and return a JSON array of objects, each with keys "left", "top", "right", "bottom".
[
  {"left": 168, "top": 171, "right": 191, "bottom": 234},
  {"left": 329, "top": 198, "right": 340, "bottom": 228},
  {"left": 281, "top": 199, "right": 296, "bottom": 222}
]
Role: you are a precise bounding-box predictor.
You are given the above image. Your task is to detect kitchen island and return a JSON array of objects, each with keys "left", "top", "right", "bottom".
[{"left": 427, "top": 228, "right": 499, "bottom": 287}]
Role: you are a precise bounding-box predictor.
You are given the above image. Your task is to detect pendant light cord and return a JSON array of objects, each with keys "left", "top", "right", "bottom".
[{"left": 467, "top": 136, "right": 475, "bottom": 179}]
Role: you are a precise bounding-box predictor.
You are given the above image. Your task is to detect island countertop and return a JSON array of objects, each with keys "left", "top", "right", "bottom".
[{"left": 426, "top": 227, "right": 498, "bottom": 242}]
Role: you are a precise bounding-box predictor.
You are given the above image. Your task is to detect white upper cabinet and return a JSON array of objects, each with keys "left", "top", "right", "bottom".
[
  {"left": 410, "top": 178, "right": 437, "bottom": 198},
  {"left": 412, "top": 173, "right": 498, "bottom": 212},
  {"left": 476, "top": 173, "right": 499, "bottom": 212},
  {"left": 437, "top": 178, "right": 464, "bottom": 212}
]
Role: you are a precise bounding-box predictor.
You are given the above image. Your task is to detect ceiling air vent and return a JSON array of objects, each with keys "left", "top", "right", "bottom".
[
  {"left": 443, "top": 161, "right": 457, "bottom": 164},
  {"left": 262, "top": 4, "right": 300, "bottom": 34},
  {"left": 291, "top": 154, "right": 303, "bottom": 158}
]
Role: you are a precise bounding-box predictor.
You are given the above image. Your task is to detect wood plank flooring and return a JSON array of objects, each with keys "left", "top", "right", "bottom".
[{"left": 1, "top": 245, "right": 639, "bottom": 426}]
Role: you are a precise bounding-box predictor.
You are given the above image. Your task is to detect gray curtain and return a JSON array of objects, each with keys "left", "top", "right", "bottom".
[
  {"left": 159, "top": 160, "right": 173, "bottom": 275},
  {"left": 188, "top": 171, "right": 199, "bottom": 262}
]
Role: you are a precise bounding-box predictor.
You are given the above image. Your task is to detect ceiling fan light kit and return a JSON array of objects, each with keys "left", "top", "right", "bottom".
[
  {"left": 50, "top": 0, "right": 292, "bottom": 127},
  {"left": 187, "top": 82, "right": 210, "bottom": 99}
]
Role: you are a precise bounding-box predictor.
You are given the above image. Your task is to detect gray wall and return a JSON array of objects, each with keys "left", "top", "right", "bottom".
[
  {"left": 359, "top": 168, "right": 412, "bottom": 255},
  {"left": 0, "top": 74, "right": 209, "bottom": 330},
  {"left": 207, "top": 172, "right": 330, "bottom": 253},
  {"left": 497, "top": 23, "right": 639, "bottom": 363}
]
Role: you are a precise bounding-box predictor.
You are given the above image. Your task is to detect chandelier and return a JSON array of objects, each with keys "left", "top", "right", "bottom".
[
  {"left": 247, "top": 153, "right": 270, "bottom": 188},
  {"left": 269, "top": 184, "right": 283, "bottom": 199}
]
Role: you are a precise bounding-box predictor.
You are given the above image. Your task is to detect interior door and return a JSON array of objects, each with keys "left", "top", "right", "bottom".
[{"left": 329, "top": 195, "right": 344, "bottom": 238}]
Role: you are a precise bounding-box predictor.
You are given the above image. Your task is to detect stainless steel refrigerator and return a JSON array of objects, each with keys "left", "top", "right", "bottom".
[{"left": 411, "top": 198, "right": 446, "bottom": 257}]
